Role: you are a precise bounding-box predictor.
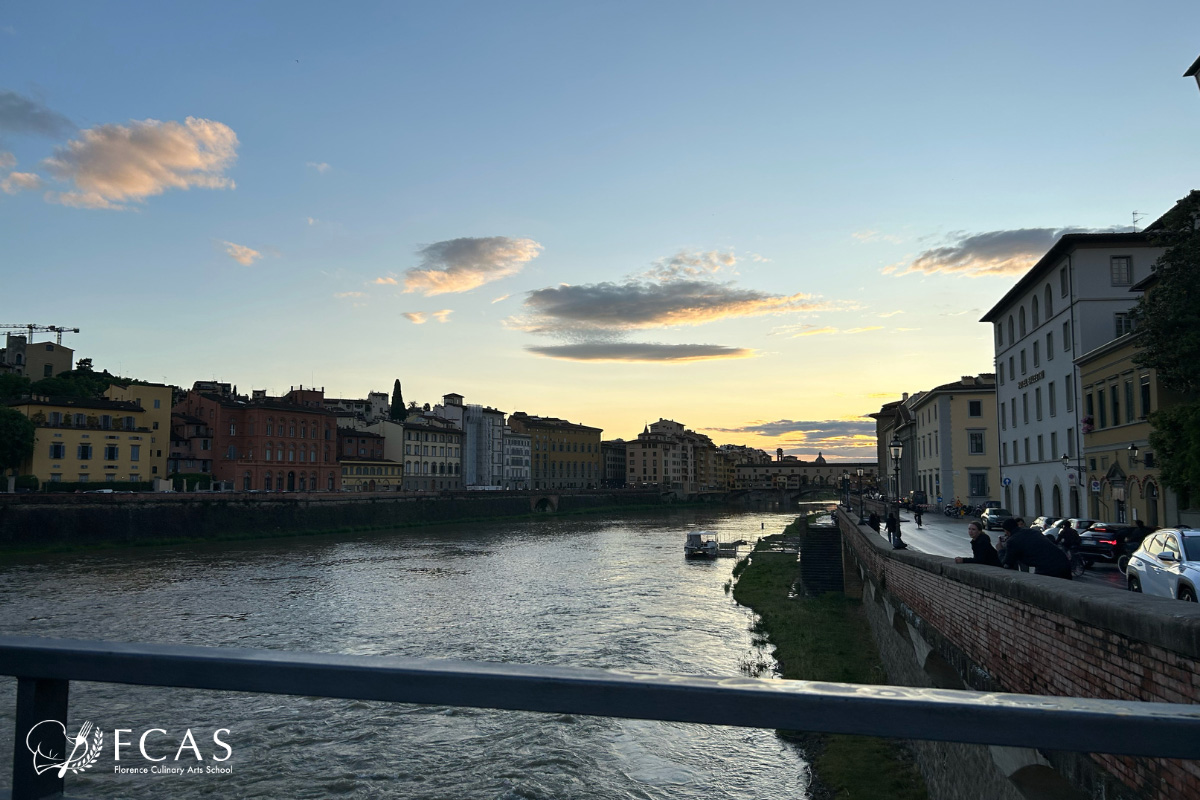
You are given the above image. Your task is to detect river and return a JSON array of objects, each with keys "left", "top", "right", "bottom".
[{"left": 0, "top": 507, "right": 817, "bottom": 799}]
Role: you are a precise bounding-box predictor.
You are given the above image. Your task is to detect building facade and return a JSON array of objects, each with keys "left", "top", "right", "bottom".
[
  {"left": 601, "top": 439, "right": 627, "bottom": 488},
  {"left": 399, "top": 416, "right": 462, "bottom": 491},
  {"left": 624, "top": 419, "right": 718, "bottom": 494},
  {"left": 507, "top": 412, "right": 603, "bottom": 490},
  {"left": 734, "top": 456, "right": 878, "bottom": 490},
  {"left": 0, "top": 334, "right": 73, "bottom": 379},
  {"left": 502, "top": 427, "right": 531, "bottom": 490},
  {"left": 8, "top": 395, "right": 153, "bottom": 485},
  {"left": 982, "top": 230, "right": 1165, "bottom": 519},
  {"left": 909, "top": 375, "right": 998, "bottom": 509},
  {"left": 104, "top": 382, "right": 172, "bottom": 481},
  {"left": 337, "top": 429, "right": 401, "bottom": 491}
]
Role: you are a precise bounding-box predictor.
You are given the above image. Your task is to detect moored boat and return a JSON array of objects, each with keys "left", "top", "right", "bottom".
[{"left": 684, "top": 531, "right": 719, "bottom": 559}]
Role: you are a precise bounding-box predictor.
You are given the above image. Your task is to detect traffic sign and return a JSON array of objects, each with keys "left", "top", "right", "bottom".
[
  {"left": 936, "top": 496, "right": 943, "bottom": 503},
  {"left": 1002, "top": 477, "right": 1011, "bottom": 487},
  {"left": 1091, "top": 480, "right": 1101, "bottom": 493}
]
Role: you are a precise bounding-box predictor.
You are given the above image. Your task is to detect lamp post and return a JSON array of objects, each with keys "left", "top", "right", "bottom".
[
  {"left": 889, "top": 434, "right": 904, "bottom": 546},
  {"left": 1128, "top": 443, "right": 1143, "bottom": 467},
  {"left": 856, "top": 467, "right": 865, "bottom": 524},
  {"left": 842, "top": 470, "right": 849, "bottom": 509}
]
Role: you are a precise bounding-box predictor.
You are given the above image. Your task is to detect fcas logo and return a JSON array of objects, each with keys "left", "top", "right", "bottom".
[{"left": 26, "top": 719, "right": 104, "bottom": 776}]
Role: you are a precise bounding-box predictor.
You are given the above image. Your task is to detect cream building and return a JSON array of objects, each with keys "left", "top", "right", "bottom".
[{"left": 909, "top": 375, "right": 998, "bottom": 509}]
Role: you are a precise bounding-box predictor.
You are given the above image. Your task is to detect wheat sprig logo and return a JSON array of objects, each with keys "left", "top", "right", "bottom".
[{"left": 26, "top": 719, "right": 104, "bottom": 776}]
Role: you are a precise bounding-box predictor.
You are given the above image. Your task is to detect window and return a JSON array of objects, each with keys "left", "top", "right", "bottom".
[
  {"left": 1066, "top": 374, "right": 1074, "bottom": 412},
  {"left": 968, "top": 431, "right": 985, "bottom": 454},
  {"left": 1012, "top": 439, "right": 1018, "bottom": 463},
  {"left": 77, "top": 445, "right": 92, "bottom": 460},
  {"left": 1008, "top": 316, "right": 1015, "bottom": 345},
  {"left": 1019, "top": 307, "right": 1027, "bottom": 337},
  {"left": 1035, "top": 387, "right": 1042, "bottom": 421},
  {"left": 130, "top": 445, "right": 140, "bottom": 462},
  {"left": 1060, "top": 266, "right": 1068, "bottom": 296},
  {"left": 1047, "top": 331, "right": 1054, "bottom": 360},
  {"left": 968, "top": 400, "right": 982, "bottom": 417},
  {"left": 1140, "top": 374, "right": 1152, "bottom": 418},
  {"left": 1020, "top": 350, "right": 1027, "bottom": 375},
  {"left": 1049, "top": 382, "right": 1056, "bottom": 416},
  {"left": 43, "top": 364, "right": 52, "bottom": 377},
  {"left": 1009, "top": 356, "right": 1015, "bottom": 379},
  {"left": 49, "top": 443, "right": 65, "bottom": 459},
  {"left": 998, "top": 363, "right": 1005, "bottom": 385},
  {"left": 1111, "top": 256, "right": 1132, "bottom": 286},
  {"left": 1031, "top": 296, "right": 1039, "bottom": 327},
  {"left": 1067, "top": 431, "right": 1075, "bottom": 457},
  {"left": 1000, "top": 403, "right": 1007, "bottom": 430},
  {"left": 1111, "top": 383, "right": 1120, "bottom": 426},
  {"left": 1002, "top": 441, "right": 1008, "bottom": 465},
  {"left": 969, "top": 473, "right": 988, "bottom": 497},
  {"left": 1033, "top": 341, "right": 1040, "bottom": 367},
  {"left": 1050, "top": 431, "right": 1057, "bottom": 458},
  {"left": 1022, "top": 393, "right": 1029, "bottom": 424},
  {"left": 1063, "top": 321, "right": 1071, "bottom": 350},
  {"left": 1024, "top": 438, "right": 1030, "bottom": 462},
  {"left": 1011, "top": 397, "right": 1017, "bottom": 427},
  {"left": 1098, "top": 390, "right": 1108, "bottom": 428},
  {"left": 1044, "top": 285, "right": 1053, "bottom": 318},
  {"left": 153, "top": 399, "right": 161, "bottom": 409},
  {"left": 1115, "top": 312, "right": 1134, "bottom": 338},
  {"left": 1037, "top": 435, "right": 1044, "bottom": 461}
]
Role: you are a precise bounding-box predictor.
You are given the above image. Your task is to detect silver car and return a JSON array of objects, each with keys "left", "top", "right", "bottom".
[
  {"left": 1125, "top": 528, "right": 1200, "bottom": 602},
  {"left": 980, "top": 507, "right": 1013, "bottom": 531}
]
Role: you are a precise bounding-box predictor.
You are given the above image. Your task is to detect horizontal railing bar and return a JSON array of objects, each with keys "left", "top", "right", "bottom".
[{"left": 2, "top": 635, "right": 1198, "bottom": 759}]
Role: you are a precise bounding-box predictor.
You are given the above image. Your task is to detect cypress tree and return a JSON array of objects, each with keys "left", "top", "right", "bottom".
[{"left": 390, "top": 379, "right": 405, "bottom": 421}]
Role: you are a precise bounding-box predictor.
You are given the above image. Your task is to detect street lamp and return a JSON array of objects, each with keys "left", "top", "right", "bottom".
[
  {"left": 856, "top": 467, "right": 866, "bottom": 524},
  {"left": 1128, "top": 443, "right": 1143, "bottom": 467},
  {"left": 842, "top": 470, "right": 849, "bottom": 508},
  {"left": 889, "top": 435, "right": 904, "bottom": 546}
]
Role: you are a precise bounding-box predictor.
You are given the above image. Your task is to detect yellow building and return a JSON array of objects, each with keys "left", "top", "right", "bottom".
[
  {"left": 1077, "top": 333, "right": 1178, "bottom": 527},
  {"left": 9, "top": 395, "right": 156, "bottom": 486},
  {"left": 104, "top": 382, "right": 173, "bottom": 481},
  {"left": 909, "top": 375, "right": 999, "bottom": 509},
  {"left": 507, "top": 412, "right": 602, "bottom": 490}
]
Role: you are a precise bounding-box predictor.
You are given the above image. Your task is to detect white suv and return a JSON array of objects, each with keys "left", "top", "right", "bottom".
[{"left": 1125, "top": 527, "right": 1200, "bottom": 602}]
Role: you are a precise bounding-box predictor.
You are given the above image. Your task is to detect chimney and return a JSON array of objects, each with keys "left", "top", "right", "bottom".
[{"left": 902, "top": 392, "right": 909, "bottom": 401}]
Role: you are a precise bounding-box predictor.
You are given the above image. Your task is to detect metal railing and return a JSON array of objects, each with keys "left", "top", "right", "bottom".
[{"left": 4, "top": 635, "right": 1200, "bottom": 799}]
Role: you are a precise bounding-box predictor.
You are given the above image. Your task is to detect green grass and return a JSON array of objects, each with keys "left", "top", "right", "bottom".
[{"left": 732, "top": 516, "right": 928, "bottom": 800}]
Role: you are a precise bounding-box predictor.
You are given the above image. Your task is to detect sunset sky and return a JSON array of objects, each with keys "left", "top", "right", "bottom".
[{"left": 3, "top": 3, "right": 1199, "bottom": 460}]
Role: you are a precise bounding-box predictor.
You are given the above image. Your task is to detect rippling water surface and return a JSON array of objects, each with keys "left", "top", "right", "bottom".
[{"left": 0, "top": 507, "right": 816, "bottom": 799}]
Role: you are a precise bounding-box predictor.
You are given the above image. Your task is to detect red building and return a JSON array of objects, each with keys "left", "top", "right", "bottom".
[{"left": 172, "top": 384, "right": 341, "bottom": 491}]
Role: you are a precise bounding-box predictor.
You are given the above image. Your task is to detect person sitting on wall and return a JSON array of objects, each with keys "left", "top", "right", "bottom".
[
  {"left": 954, "top": 521, "right": 1001, "bottom": 567},
  {"left": 1000, "top": 517, "right": 1071, "bottom": 579}
]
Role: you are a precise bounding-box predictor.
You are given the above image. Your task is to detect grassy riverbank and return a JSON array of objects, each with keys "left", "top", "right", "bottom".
[{"left": 732, "top": 514, "right": 928, "bottom": 800}]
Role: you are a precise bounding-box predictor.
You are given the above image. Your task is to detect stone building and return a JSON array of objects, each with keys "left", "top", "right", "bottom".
[{"left": 507, "top": 412, "right": 602, "bottom": 490}]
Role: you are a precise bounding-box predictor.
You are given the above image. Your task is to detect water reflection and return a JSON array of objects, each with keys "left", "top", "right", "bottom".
[{"left": 0, "top": 507, "right": 814, "bottom": 799}]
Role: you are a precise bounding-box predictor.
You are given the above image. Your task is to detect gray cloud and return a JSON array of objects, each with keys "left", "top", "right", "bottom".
[
  {"left": 0, "top": 90, "right": 73, "bottom": 137},
  {"left": 527, "top": 342, "right": 754, "bottom": 362},
  {"left": 404, "top": 236, "right": 542, "bottom": 296},
  {"left": 642, "top": 249, "right": 737, "bottom": 282},
  {"left": 518, "top": 280, "right": 822, "bottom": 335},
  {"left": 886, "top": 226, "right": 1135, "bottom": 277},
  {"left": 709, "top": 418, "right": 875, "bottom": 440}
]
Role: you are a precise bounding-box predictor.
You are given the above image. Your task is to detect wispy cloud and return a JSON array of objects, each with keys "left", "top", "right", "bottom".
[
  {"left": 306, "top": 216, "right": 319, "bottom": 226},
  {"left": 372, "top": 276, "right": 399, "bottom": 285},
  {"left": 515, "top": 281, "right": 825, "bottom": 335},
  {"left": 491, "top": 294, "right": 511, "bottom": 304},
  {"left": 403, "top": 312, "right": 427, "bottom": 324},
  {"left": 844, "top": 326, "right": 883, "bottom": 334},
  {"left": 404, "top": 236, "right": 542, "bottom": 296},
  {"left": 306, "top": 161, "right": 330, "bottom": 173},
  {"left": 784, "top": 324, "right": 880, "bottom": 337},
  {"left": 1, "top": 171, "right": 41, "bottom": 194},
  {"left": 527, "top": 342, "right": 755, "bottom": 362},
  {"left": 705, "top": 418, "right": 878, "bottom": 455},
  {"left": 0, "top": 151, "right": 14, "bottom": 169},
  {"left": 0, "top": 90, "right": 73, "bottom": 138},
  {"left": 853, "top": 230, "right": 904, "bottom": 244},
  {"left": 642, "top": 250, "right": 737, "bottom": 282},
  {"left": 222, "top": 241, "right": 262, "bottom": 266},
  {"left": 885, "top": 226, "right": 1133, "bottom": 278},
  {"left": 42, "top": 117, "right": 237, "bottom": 209},
  {"left": 334, "top": 291, "right": 365, "bottom": 299},
  {"left": 432, "top": 309, "right": 453, "bottom": 323},
  {"left": 878, "top": 310, "right": 904, "bottom": 318}
]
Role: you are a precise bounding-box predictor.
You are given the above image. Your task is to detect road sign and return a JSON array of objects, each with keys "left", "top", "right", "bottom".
[
  {"left": 936, "top": 496, "right": 943, "bottom": 503},
  {"left": 1002, "top": 477, "right": 1011, "bottom": 487},
  {"left": 1091, "top": 480, "right": 1101, "bottom": 493}
]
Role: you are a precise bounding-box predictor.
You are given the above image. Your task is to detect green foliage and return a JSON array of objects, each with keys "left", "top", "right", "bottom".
[
  {"left": 1148, "top": 401, "right": 1200, "bottom": 495},
  {"left": 0, "top": 407, "right": 36, "bottom": 475},
  {"left": 1131, "top": 191, "right": 1200, "bottom": 393},
  {"left": 14, "top": 474, "right": 39, "bottom": 490},
  {"left": 27, "top": 368, "right": 147, "bottom": 401},
  {"left": 76, "top": 357, "right": 94, "bottom": 372},
  {"left": 0, "top": 373, "right": 32, "bottom": 401},
  {"left": 390, "top": 379, "right": 404, "bottom": 421}
]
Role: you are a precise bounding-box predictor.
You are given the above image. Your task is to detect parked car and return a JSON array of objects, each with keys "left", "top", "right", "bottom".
[
  {"left": 1126, "top": 528, "right": 1200, "bottom": 601},
  {"left": 980, "top": 507, "right": 1014, "bottom": 531},
  {"left": 1030, "top": 516, "right": 1059, "bottom": 533},
  {"left": 1077, "top": 522, "right": 1139, "bottom": 566}
]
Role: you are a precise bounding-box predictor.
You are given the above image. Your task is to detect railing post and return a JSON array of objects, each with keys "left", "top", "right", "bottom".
[{"left": 12, "top": 676, "right": 69, "bottom": 800}]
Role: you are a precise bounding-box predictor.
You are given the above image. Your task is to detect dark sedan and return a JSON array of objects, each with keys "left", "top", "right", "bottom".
[{"left": 1078, "top": 522, "right": 1145, "bottom": 566}]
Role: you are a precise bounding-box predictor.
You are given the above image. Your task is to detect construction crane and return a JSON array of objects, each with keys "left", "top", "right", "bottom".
[{"left": 0, "top": 324, "right": 81, "bottom": 345}]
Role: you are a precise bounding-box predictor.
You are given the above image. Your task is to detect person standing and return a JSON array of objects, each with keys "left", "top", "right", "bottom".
[
  {"left": 954, "top": 522, "right": 1001, "bottom": 566},
  {"left": 868, "top": 511, "right": 881, "bottom": 533},
  {"left": 886, "top": 513, "right": 907, "bottom": 550},
  {"left": 1001, "top": 518, "right": 1071, "bottom": 578}
]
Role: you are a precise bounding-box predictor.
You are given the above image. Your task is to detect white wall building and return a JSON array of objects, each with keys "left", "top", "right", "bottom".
[
  {"left": 982, "top": 231, "right": 1164, "bottom": 519},
  {"left": 502, "top": 426, "right": 531, "bottom": 490}
]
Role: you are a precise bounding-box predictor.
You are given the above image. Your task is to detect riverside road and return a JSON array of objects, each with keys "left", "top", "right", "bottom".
[{"left": 859, "top": 508, "right": 1126, "bottom": 589}]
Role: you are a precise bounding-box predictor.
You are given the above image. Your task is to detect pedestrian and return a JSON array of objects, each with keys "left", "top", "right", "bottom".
[
  {"left": 1000, "top": 517, "right": 1071, "bottom": 579},
  {"left": 954, "top": 521, "right": 1001, "bottom": 567},
  {"left": 1057, "top": 520, "right": 1080, "bottom": 554},
  {"left": 886, "top": 513, "right": 907, "bottom": 550},
  {"left": 914, "top": 506, "right": 923, "bottom": 528},
  {"left": 868, "top": 511, "right": 881, "bottom": 533}
]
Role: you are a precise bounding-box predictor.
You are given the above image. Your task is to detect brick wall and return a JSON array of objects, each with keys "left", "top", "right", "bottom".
[{"left": 836, "top": 509, "right": 1200, "bottom": 800}]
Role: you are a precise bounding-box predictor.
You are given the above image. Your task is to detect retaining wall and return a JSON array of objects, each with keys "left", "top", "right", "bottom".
[{"left": 835, "top": 509, "right": 1200, "bottom": 800}]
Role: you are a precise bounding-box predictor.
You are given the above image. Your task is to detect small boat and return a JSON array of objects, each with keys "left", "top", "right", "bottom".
[{"left": 684, "top": 531, "right": 720, "bottom": 559}]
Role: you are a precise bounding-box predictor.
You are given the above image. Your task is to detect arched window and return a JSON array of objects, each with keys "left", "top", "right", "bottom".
[
  {"left": 1044, "top": 285, "right": 1053, "bottom": 318},
  {"left": 1034, "top": 484, "right": 1043, "bottom": 516},
  {"left": 265, "top": 473, "right": 273, "bottom": 491},
  {"left": 1019, "top": 307, "right": 1027, "bottom": 337},
  {"left": 1018, "top": 484, "right": 1027, "bottom": 517},
  {"left": 1031, "top": 296, "right": 1039, "bottom": 327},
  {"left": 1052, "top": 483, "right": 1062, "bottom": 517}
]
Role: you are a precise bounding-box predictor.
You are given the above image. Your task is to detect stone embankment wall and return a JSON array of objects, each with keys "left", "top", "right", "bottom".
[
  {"left": 834, "top": 509, "right": 1200, "bottom": 800},
  {"left": 0, "top": 490, "right": 662, "bottom": 548}
]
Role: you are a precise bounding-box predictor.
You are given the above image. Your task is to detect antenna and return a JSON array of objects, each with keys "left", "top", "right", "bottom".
[{"left": 1133, "top": 211, "right": 1145, "bottom": 230}]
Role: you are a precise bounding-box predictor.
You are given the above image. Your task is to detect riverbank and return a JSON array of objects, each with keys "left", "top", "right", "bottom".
[
  {"left": 0, "top": 490, "right": 680, "bottom": 554},
  {"left": 732, "top": 514, "right": 928, "bottom": 799}
]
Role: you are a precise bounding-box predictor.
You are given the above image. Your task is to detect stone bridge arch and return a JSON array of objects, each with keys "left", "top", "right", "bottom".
[{"left": 531, "top": 495, "right": 559, "bottom": 512}]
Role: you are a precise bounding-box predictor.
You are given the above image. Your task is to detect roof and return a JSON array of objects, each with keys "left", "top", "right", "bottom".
[
  {"left": 1186, "top": 54, "right": 1200, "bottom": 78},
  {"left": 980, "top": 232, "right": 1150, "bottom": 322},
  {"left": 911, "top": 375, "right": 996, "bottom": 406},
  {"left": 10, "top": 395, "right": 143, "bottom": 412}
]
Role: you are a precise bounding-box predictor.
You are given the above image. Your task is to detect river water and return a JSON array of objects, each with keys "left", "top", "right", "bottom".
[{"left": 0, "top": 507, "right": 816, "bottom": 799}]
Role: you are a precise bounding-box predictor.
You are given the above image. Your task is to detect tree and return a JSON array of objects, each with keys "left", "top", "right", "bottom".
[
  {"left": 0, "top": 407, "right": 36, "bottom": 480},
  {"left": 76, "top": 357, "right": 93, "bottom": 372},
  {"left": 0, "top": 373, "right": 31, "bottom": 402},
  {"left": 390, "top": 379, "right": 404, "bottom": 421},
  {"left": 1130, "top": 190, "right": 1200, "bottom": 494}
]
